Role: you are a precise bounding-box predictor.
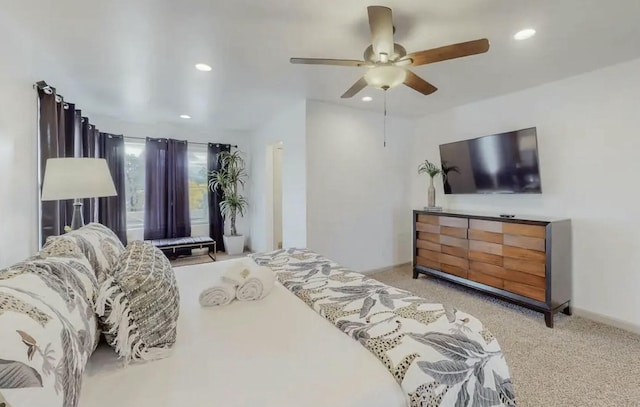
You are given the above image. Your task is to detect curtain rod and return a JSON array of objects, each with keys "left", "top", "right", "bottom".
[{"left": 123, "top": 135, "right": 238, "bottom": 148}]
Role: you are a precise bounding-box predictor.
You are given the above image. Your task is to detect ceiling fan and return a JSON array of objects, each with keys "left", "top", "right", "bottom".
[{"left": 290, "top": 6, "right": 490, "bottom": 98}]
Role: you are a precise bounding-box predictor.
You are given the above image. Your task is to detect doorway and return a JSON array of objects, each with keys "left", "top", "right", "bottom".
[
  {"left": 272, "top": 143, "right": 283, "bottom": 249},
  {"left": 265, "top": 142, "right": 283, "bottom": 250}
]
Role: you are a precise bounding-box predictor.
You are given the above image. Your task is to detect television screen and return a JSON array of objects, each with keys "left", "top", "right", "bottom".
[{"left": 439, "top": 127, "right": 542, "bottom": 194}]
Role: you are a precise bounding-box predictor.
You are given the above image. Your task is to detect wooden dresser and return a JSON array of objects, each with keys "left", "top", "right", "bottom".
[{"left": 412, "top": 210, "right": 572, "bottom": 327}]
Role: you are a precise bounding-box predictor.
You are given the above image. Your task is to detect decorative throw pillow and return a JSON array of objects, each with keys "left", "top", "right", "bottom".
[
  {"left": 95, "top": 241, "right": 180, "bottom": 364},
  {"left": 44, "top": 223, "right": 125, "bottom": 283}
]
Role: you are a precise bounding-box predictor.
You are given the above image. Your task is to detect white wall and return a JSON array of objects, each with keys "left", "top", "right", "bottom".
[
  {"left": 410, "top": 57, "right": 640, "bottom": 329},
  {"left": 90, "top": 115, "right": 252, "bottom": 243},
  {"left": 0, "top": 68, "right": 38, "bottom": 268},
  {"left": 248, "top": 101, "right": 307, "bottom": 252},
  {"left": 306, "top": 101, "right": 413, "bottom": 272}
]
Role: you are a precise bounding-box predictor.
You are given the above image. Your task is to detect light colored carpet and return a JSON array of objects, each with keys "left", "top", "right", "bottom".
[{"left": 370, "top": 264, "right": 640, "bottom": 407}]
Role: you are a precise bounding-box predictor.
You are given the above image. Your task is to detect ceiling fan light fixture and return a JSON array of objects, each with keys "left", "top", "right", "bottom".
[
  {"left": 361, "top": 96, "right": 373, "bottom": 102},
  {"left": 514, "top": 28, "right": 536, "bottom": 40},
  {"left": 364, "top": 65, "right": 406, "bottom": 90}
]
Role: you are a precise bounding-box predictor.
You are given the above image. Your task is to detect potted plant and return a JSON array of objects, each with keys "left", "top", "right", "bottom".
[
  {"left": 418, "top": 159, "right": 442, "bottom": 208},
  {"left": 209, "top": 150, "right": 248, "bottom": 255}
]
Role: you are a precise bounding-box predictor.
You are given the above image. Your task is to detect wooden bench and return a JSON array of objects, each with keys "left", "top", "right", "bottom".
[{"left": 148, "top": 236, "right": 216, "bottom": 261}]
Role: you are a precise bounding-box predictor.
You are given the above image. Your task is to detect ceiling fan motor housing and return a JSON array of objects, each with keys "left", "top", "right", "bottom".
[{"left": 364, "top": 43, "right": 407, "bottom": 63}]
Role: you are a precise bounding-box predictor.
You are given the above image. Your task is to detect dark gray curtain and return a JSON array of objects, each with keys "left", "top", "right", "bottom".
[
  {"left": 37, "top": 84, "right": 62, "bottom": 244},
  {"left": 81, "top": 118, "right": 100, "bottom": 223},
  {"left": 144, "top": 138, "right": 191, "bottom": 240},
  {"left": 99, "top": 133, "right": 127, "bottom": 245},
  {"left": 207, "top": 143, "right": 231, "bottom": 251},
  {"left": 38, "top": 80, "right": 128, "bottom": 247}
]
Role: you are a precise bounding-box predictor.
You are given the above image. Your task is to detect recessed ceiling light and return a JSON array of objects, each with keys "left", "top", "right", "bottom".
[
  {"left": 180, "top": 114, "right": 191, "bottom": 119},
  {"left": 361, "top": 96, "right": 373, "bottom": 102},
  {"left": 195, "top": 63, "right": 212, "bottom": 72},
  {"left": 514, "top": 28, "right": 536, "bottom": 40}
]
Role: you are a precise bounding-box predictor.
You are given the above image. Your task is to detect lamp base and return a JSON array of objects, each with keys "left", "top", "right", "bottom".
[{"left": 70, "top": 200, "right": 85, "bottom": 230}]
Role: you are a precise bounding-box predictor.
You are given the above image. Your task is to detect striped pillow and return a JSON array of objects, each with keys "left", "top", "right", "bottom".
[{"left": 96, "top": 241, "right": 179, "bottom": 364}]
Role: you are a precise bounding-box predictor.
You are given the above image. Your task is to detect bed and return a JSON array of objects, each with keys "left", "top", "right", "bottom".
[
  {"left": 80, "top": 258, "right": 407, "bottom": 407},
  {"left": 80, "top": 250, "right": 516, "bottom": 407}
]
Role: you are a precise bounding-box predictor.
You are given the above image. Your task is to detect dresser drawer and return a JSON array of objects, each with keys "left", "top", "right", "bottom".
[
  {"left": 468, "top": 251, "right": 503, "bottom": 266},
  {"left": 441, "top": 245, "right": 467, "bottom": 259},
  {"left": 441, "top": 263, "right": 467, "bottom": 278},
  {"left": 417, "top": 214, "right": 440, "bottom": 225},
  {"left": 440, "top": 235, "right": 468, "bottom": 249},
  {"left": 503, "top": 257, "right": 545, "bottom": 277},
  {"left": 469, "top": 219, "right": 503, "bottom": 233},
  {"left": 468, "top": 229, "right": 503, "bottom": 244},
  {"left": 416, "top": 249, "right": 440, "bottom": 270},
  {"left": 416, "top": 239, "right": 441, "bottom": 252},
  {"left": 416, "top": 256, "right": 440, "bottom": 270},
  {"left": 417, "top": 249, "right": 440, "bottom": 260},
  {"left": 468, "top": 270, "right": 503, "bottom": 289},
  {"left": 417, "top": 232, "right": 440, "bottom": 244},
  {"left": 503, "top": 234, "right": 545, "bottom": 252},
  {"left": 440, "top": 226, "right": 467, "bottom": 239},
  {"left": 504, "top": 280, "right": 545, "bottom": 302},
  {"left": 469, "top": 240, "right": 503, "bottom": 256},
  {"left": 439, "top": 252, "right": 469, "bottom": 269},
  {"left": 439, "top": 216, "right": 469, "bottom": 229},
  {"left": 502, "top": 223, "right": 546, "bottom": 239},
  {"left": 503, "top": 269, "right": 545, "bottom": 289},
  {"left": 503, "top": 246, "right": 546, "bottom": 263},
  {"left": 415, "top": 222, "right": 440, "bottom": 234},
  {"left": 469, "top": 261, "right": 506, "bottom": 279}
]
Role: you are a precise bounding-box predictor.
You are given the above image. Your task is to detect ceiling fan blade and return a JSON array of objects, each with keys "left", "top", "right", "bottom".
[
  {"left": 404, "top": 71, "right": 438, "bottom": 95},
  {"left": 290, "top": 58, "right": 366, "bottom": 67},
  {"left": 408, "top": 38, "right": 490, "bottom": 66},
  {"left": 367, "top": 6, "right": 394, "bottom": 60},
  {"left": 341, "top": 77, "right": 368, "bottom": 99}
]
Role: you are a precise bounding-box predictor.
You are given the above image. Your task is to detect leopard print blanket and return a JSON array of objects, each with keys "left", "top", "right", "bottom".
[{"left": 251, "top": 249, "right": 516, "bottom": 407}]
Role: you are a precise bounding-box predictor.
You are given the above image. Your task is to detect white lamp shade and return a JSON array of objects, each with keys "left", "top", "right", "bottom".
[
  {"left": 41, "top": 158, "right": 117, "bottom": 201},
  {"left": 364, "top": 66, "right": 407, "bottom": 89}
]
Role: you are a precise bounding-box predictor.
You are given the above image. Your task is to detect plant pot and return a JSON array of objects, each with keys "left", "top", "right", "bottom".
[{"left": 223, "top": 235, "right": 245, "bottom": 255}]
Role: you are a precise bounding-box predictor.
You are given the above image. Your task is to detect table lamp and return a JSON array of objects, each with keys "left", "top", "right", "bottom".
[{"left": 41, "top": 158, "right": 117, "bottom": 230}]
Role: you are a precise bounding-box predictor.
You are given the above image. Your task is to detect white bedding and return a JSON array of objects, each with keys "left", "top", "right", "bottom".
[{"left": 80, "top": 259, "right": 406, "bottom": 407}]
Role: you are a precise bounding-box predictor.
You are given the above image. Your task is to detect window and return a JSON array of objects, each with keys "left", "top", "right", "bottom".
[
  {"left": 187, "top": 144, "right": 209, "bottom": 225},
  {"left": 123, "top": 140, "right": 210, "bottom": 230},
  {"left": 124, "top": 140, "right": 145, "bottom": 229}
]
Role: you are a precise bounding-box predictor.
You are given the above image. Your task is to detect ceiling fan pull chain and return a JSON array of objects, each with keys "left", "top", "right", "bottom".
[{"left": 383, "top": 90, "right": 387, "bottom": 147}]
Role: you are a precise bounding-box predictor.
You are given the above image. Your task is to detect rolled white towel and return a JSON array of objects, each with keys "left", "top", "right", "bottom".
[
  {"left": 221, "top": 259, "right": 253, "bottom": 287},
  {"left": 199, "top": 280, "right": 237, "bottom": 307},
  {"left": 236, "top": 266, "right": 276, "bottom": 301}
]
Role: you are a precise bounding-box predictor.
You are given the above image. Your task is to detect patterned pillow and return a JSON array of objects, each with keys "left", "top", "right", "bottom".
[
  {"left": 95, "top": 241, "right": 180, "bottom": 364},
  {"left": 0, "top": 248, "right": 100, "bottom": 407},
  {"left": 44, "top": 223, "right": 125, "bottom": 283}
]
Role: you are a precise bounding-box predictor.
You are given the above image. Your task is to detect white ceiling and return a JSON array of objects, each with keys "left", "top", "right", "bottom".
[{"left": 3, "top": 0, "right": 640, "bottom": 131}]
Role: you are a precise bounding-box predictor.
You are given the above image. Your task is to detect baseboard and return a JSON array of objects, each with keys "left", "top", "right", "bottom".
[
  {"left": 573, "top": 307, "right": 640, "bottom": 335},
  {"left": 361, "top": 262, "right": 411, "bottom": 276}
]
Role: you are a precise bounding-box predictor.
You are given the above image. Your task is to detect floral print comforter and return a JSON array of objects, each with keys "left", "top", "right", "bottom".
[
  {"left": 0, "top": 240, "right": 99, "bottom": 407},
  {"left": 251, "top": 249, "right": 516, "bottom": 407}
]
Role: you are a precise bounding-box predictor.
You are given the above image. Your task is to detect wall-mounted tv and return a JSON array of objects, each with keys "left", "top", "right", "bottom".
[{"left": 439, "top": 127, "right": 542, "bottom": 194}]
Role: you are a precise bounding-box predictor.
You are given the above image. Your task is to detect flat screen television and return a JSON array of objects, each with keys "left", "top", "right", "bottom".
[{"left": 439, "top": 127, "right": 542, "bottom": 194}]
